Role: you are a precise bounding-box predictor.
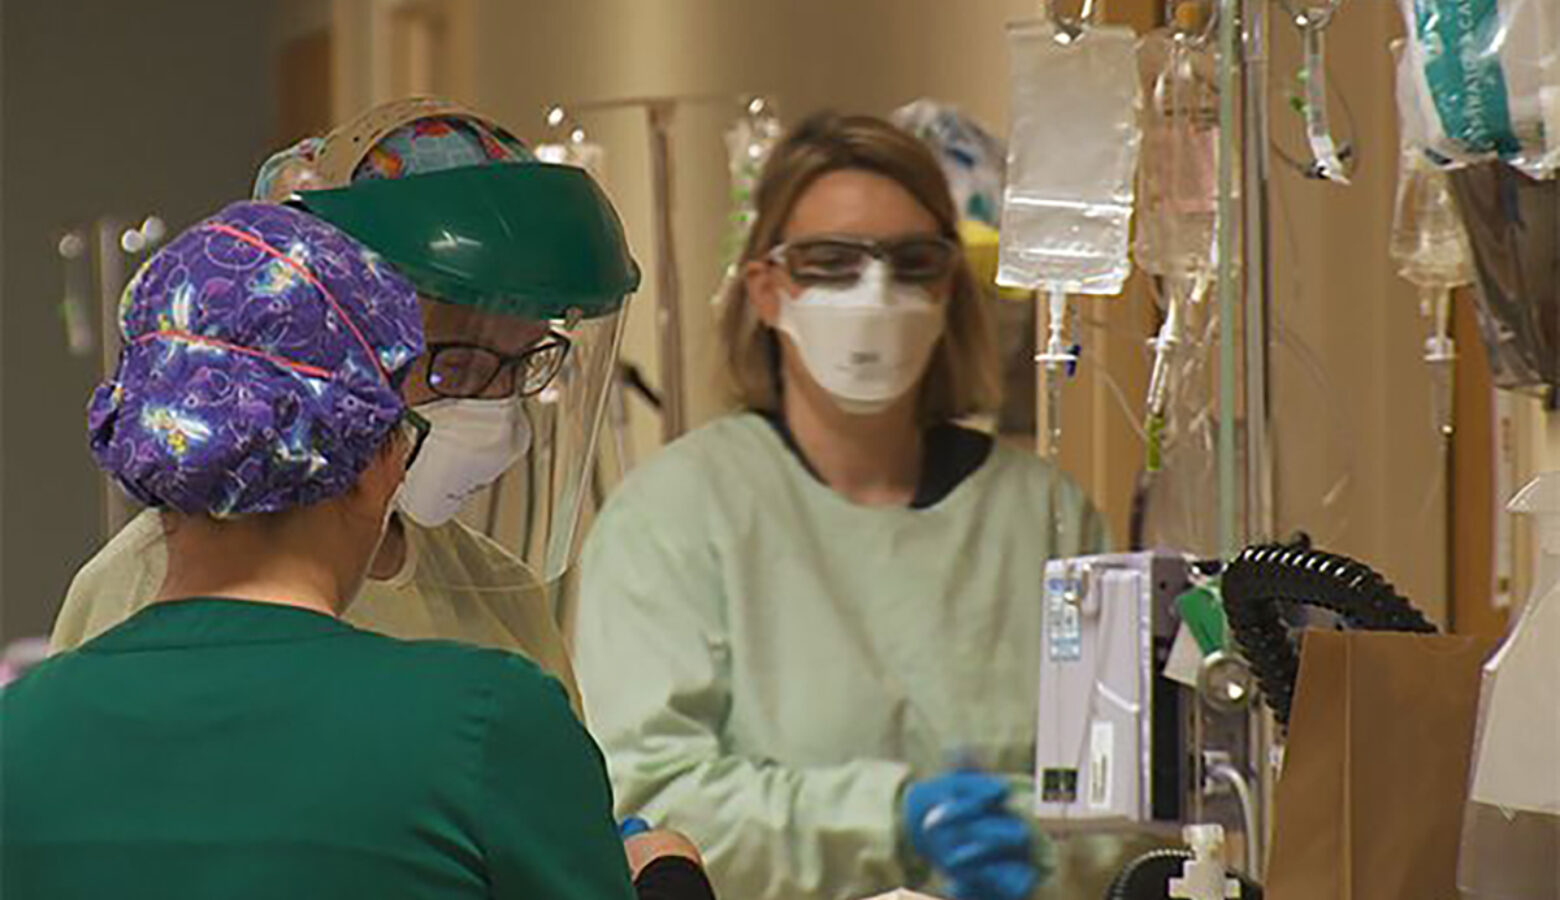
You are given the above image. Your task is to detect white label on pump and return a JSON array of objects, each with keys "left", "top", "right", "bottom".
[
  {"left": 1047, "top": 577, "right": 1082, "bottom": 661},
  {"left": 1087, "top": 720, "right": 1114, "bottom": 811}
]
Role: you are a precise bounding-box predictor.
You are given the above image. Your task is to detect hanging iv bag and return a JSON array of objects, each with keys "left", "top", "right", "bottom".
[
  {"left": 722, "top": 102, "right": 782, "bottom": 270},
  {"left": 1133, "top": 10, "right": 1225, "bottom": 471},
  {"left": 997, "top": 18, "right": 1142, "bottom": 295},
  {"left": 1457, "top": 472, "right": 1560, "bottom": 900},
  {"left": 1392, "top": 35, "right": 1477, "bottom": 436},
  {"left": 893, "top": 98, "right": 1007, "bottom": 229},
  {"left": 1134, "top": 15, "right": 1223, "bottom": 289},
  {"left": 1395, "top": 0, "right": 1560, "bottom": 179},
  {"left": 1392, "top": 150, "right": 1475, "bottom": 290}
]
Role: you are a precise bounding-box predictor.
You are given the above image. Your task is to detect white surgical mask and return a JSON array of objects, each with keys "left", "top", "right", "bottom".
[
  {"left": 397, "top": 397, "right": 531, "bottom": 527},
  {"left": 776, "top": 259, "right": 946, "bottom": 414}
]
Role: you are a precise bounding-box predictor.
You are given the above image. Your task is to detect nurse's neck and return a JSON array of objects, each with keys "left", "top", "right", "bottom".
[
  {"left": 156, "top": 509, "right": 360, "bottom": 617},
  {"left": 781, "top": 367, "right": 923, "bottom": 508}
]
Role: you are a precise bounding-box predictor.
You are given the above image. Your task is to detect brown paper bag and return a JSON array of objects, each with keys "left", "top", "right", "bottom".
[{"left": 1265, "top": 630, "right": 1498, "bottom": 900}]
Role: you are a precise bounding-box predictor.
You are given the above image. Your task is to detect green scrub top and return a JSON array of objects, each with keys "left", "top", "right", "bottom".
[
  {"left": 574, "top": 413, "right": 1111, "bottom": 900},
  {"left": 50, "top": 510, "right": 582, "bottom": 714},
  {"left": 2, "top": 598, "right": 635, "bottom": 900}
]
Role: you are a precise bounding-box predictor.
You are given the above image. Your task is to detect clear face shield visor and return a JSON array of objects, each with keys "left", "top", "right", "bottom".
[
  {"left": 395, "top": 299, "right": 627, "bottom": 584},
  {"left": 295, "top": 162, "right": 641, "bottom": 589}
]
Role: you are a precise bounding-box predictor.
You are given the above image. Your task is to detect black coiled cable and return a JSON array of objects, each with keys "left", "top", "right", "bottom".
[
  {"left": 1105, "top": 849, "right": 1264, "bottom": 900},
  {"left": 1221, "top": 536, "right": 1438, "bottom": 726}
]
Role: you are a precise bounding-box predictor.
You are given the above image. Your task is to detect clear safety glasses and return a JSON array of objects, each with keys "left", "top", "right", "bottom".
[
  {"left": 423, "top": 332, "right": 572, "bottom": 400},
  {"left": 767, "top": 235, "right": 960, "bottom": 287}
]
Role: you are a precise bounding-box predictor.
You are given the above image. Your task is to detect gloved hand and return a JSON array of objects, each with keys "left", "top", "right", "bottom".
[
  {"left": 903, "top": 770, "right": 1040, "bottom": 900},
  {"left": 618, "top": 817, "right": 709, "bottom": 884},
  {"left": 619, "top": 816, "right": 653, "bottom": 838}
]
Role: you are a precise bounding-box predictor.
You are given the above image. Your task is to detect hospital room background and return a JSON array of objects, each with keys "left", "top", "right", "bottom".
[
  {"left": 1, "top": 0, "right": 1556, "bottom": 896},
  {"left": 6, "top": 0, "right": 1550, "bottom": 646}
]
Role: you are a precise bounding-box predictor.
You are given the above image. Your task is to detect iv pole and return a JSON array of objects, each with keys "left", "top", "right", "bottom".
[
  {"left": 1217, "top": 0, "right": 1281, "bottom": 866},
  {"left": 545, "top": 93, "right": 756, "bottom": 444},
  {"left": 1241, "top": 0, "right": 1275, "bottom": 544}
]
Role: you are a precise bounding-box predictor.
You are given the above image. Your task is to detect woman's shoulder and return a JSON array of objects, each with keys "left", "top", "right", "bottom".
[
  {"left": 971, "top": 437, "right": 1110, "bottom": 550},
  {"left": 346, "top": 631, "right": 574, "bottom": 715},
  {"left": 606, "top": 411, "right": 779, "bottom": 505},
  {"left": 980, "top": 436, "right": 1074, "bottom": 481},
  {"left": 974, "top": 437, "right": 1096, "bottom": 506}
]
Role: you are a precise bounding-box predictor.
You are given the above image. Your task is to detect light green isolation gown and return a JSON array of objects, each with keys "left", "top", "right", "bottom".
[{"left": 575, "top": 413, "right": 1112, "bottom": 900}]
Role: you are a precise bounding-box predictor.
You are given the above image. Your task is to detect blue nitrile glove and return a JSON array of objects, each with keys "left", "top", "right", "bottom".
[
  {"left": 903, "top": 771, "right": 1039, "bottom": 900},
  {"left": 619, "top": 816, "right": 652, "bottom": 838}
]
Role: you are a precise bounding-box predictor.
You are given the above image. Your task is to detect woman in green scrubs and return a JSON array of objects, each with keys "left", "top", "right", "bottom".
[{"left": 0, "top": 202, "right": 682, "bottom": 900}]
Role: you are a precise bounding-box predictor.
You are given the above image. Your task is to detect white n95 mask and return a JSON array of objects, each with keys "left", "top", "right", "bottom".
[
  {"left": 776, "top": 259, "right": 946, "bottom": 414},
  {"left": 397, "top": 397, "right": 531, "bottom": 527}
]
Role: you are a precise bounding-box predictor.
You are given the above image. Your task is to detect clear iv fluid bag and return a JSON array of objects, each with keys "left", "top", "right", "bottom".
[
  {"left": 997, "top": 20, "right": 1142, "bottom": 295},
  {"left": 1391, "top": 149, "right": 1474, "bottom": 289},
  {"left": 724, "top": 108, "right": 781, "bottom": 266},
  {"left": 1134, "top": 25, "right": 1222, "bottom": 283}
]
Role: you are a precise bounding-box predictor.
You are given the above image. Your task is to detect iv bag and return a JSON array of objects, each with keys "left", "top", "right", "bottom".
[
  {"left": 892, "top": 98, "right": 1007, "bottom": 228},
  {"left": 1395, "top": 0, "right": 1560, "bottom": 179},
  {"left": 997, "top": 19, "right": 1143, "bottom": 294},
  {"left": 1393, "top": 34, "right": 1475, "bottom": 290},
  {"left": 722, "top": 103, "right": 782, "bottom": 269},
  {"left": 1134, "top": 24, "right": 1223, "bottom": 284},
  {"left": 1392, "top": 148, "right": 1474, "bottom": 288}
]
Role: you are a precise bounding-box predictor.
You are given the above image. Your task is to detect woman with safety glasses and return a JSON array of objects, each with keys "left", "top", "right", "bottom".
[{"left": 574, "top": 113, "right": 1109, "bottom": 900}]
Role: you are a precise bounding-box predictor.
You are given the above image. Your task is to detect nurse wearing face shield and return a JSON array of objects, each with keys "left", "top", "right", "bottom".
[
  {"left": 51, "top": 99, "right": 639, "bottom": 713},
  {"left": 574, "top": 113, "right": 1109, "bottom": 900},
  {"left": 0, "top": 203, "right": 651, "bottom": 899}
]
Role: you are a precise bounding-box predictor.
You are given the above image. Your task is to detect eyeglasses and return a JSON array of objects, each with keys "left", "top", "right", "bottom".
[
  {"left": 424, "top": 333, "right": 572, "bottom": 399},
  {"left": 398, "top": 408, "right": 431, "bottom": 469},
  {"left": 766, "top": 235, "right": 961, "bottom": 287}
]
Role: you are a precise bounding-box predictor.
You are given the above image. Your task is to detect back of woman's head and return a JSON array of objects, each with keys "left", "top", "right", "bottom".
[
  {"left": 720, "top": 111, "right": 1001, "bottom": 422},
  {"left": 89, "top": 202, "right": 424, "bottom": 519}
]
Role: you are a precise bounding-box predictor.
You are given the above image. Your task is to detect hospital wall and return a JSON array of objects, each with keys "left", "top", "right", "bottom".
[
  {"left": 15, "top": 0, "right": 1553, "bottom": 641},
  {"left": 455, "top": 0, "right": 1454, "bottom": 620},
  {"left": 0, "top": 0, "right": 280, "bottom": 642}
]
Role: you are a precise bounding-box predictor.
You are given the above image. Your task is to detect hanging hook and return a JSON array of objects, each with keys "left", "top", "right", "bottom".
[
  {"left": 1282, "top": 0, "right": 1353, "bottom": 183},
  {"left": 544, "top": 104, "right": 592, "bottom": 148},
  {"left": 1164, "top": 0, "right": 1219, "bottom": 44},
  {"left": 1045, "top": 0, "right": 1097, "bottom": 43},
  {"left": 1275, "top": 0, "right": 1344, "bottom": 30}
]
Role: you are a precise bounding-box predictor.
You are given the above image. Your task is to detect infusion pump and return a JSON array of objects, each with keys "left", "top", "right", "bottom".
[{"left": 1035, "top": 552, "right": 1257, "bottom": 840}]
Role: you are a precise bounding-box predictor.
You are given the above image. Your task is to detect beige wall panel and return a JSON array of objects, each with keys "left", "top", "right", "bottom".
[{"left": 324, "top": 0, "right": 1450, "bottom": 612}]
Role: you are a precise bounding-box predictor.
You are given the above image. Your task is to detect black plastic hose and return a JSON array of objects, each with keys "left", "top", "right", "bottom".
[
  {"left": 1221, "top": 537, "right": 1438, "bottom": 726},
  {"left": 1105, "top": 849, "right": 1264, "bottom": 900}
]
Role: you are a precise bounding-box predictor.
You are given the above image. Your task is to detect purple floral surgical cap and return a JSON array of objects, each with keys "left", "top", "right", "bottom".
[{"left": 88, "top": 201, "right": 424, "bottom": 517}]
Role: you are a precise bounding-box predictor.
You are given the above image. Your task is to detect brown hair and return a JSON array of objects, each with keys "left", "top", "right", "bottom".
[{"left": 718, "top": 111, "right": 1001, "bottom": 423}]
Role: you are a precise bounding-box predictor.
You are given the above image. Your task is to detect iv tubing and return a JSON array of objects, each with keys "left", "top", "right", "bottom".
[
  {"left": 1206, "top": 758, "right": 1261, "bottom": 879},
  {"left": 1216, "top": 0, "right": 1240, "bottom": 557},
  {"left": 1241, "top": 0, "right": 1276, "bottom": 540}
]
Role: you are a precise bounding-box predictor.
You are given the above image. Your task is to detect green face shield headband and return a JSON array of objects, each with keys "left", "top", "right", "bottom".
[{"left": 295, "top": 162, "right": 641, "bottom": 321}]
